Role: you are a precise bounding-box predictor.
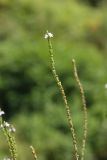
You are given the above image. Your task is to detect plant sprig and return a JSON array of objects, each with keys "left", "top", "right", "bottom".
[
  {"left": 0, "top": 109, "right": 17, "bottom": 160},
  {"left": 45, "top": 31, "right": 79, "bottom": 160},
  {"left": 45, "top": 31, "right": 88, "bottom": 160}
]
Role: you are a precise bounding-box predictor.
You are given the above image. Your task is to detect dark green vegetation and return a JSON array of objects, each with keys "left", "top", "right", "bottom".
[{"left": 0, "top": 0, "right": 107, "bottom": 160}]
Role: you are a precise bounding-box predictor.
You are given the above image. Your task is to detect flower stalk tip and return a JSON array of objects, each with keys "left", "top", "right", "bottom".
[{"left": 44, "top": 31, "right": 53, "bottom": 39}]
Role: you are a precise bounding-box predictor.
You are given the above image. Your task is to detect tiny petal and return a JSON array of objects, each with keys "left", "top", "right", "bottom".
[
  {"left": 12, "top": 127, "right": 16, "bottom": 132},
  {"left": 9, "top": 126, "right": 16, "bottom": 133},
  {"left": 0, "top": 124, "right": 3, "bottom": 128},
  {"left": 4, "top": 121, "right": 10, "bottom": 127},
  {"left": 44, "top": 34, "right": 48, "bottom": 39},
  {"left": 0, "top": 110, "right": 5, "bottom": 116},
  {"left": 48, "top": 32, "right": 53, "bottom": 38}
]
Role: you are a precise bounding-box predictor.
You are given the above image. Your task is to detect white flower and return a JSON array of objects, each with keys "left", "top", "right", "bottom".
[
  {"left": 1, "top": 121, "right": 16, "bottom": 133},
  {"left": 0, "top": 110, "right": 5, "bottom": 116},
  {"left": 9, "top": 126, "right": 16, "bottom": 133},
  {"left": 1, "top": 122, "right": 10, "bottom": 128},
  {"left": 44, "top": 31, "right": 53, "bottom": 39},
  {"left": 4, "top": 121, "right": 10, "bottom": 127},
  {"left": 0, "top": 124, "right": 3, "bottom": 128},
  {"left": 105, "top": 84, "right": 107, "bottom": 89}
]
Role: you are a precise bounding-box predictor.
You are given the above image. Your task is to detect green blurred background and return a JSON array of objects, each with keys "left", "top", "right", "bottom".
[{"left": 0, "top": 0, "right": 107, "bottom": 159}]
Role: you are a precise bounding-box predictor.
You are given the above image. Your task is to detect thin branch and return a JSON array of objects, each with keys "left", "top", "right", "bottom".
[
  {"left": 72, "top": 59, "right": 88, "bottom": 160},
  {"left": 46, "top": 32, "right": 79, "bottom": 160}
]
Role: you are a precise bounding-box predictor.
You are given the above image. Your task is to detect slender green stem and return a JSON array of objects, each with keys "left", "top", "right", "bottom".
[
  {"left": 0, "top": 118, "right": 17, "bottom": 160},
  {"left": 72, "top": 59, "right": 88, "bottom": 160},
  {"left": 4, "top": 127, "right": 17, "bottom": 160},
  {"left": 47, "top": 37, "right": 79, "bottom": 160}
]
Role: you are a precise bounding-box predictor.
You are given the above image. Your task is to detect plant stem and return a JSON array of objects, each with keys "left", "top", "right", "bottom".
[
  {"left": 47, "top": 37, "right": 79, "bottom": 160},
  {"left": 72, "top": 59, "right": 88, "bottom": 160},
  {"left": 30, "top": 145, "right": 38, "bottom": 160}
]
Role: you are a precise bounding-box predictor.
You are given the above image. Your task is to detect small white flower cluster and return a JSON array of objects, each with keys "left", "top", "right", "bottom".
[
  {"left": 105, "top": 84, "right": 107, "bottom": 89},
  {"left": 44, "top": 31, "right": 53, "bottom": 39},
  {"left": 1, "top": 121, "right": 10, "bottom": 128},
  {"left": 9, "top": 125, "right": 16, "bottom": 133},
  {"left": 1, "top": 121, "right": 16, "bottom": 133},
  {"left": 0, "top": 109, "right": 16, "bottom": 133}
]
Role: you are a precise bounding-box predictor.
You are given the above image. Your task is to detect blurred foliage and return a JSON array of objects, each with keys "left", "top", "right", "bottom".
[
  {"left": 77, "top": 0, "right": 105, "bottom": 7},
  {"left": 0, "top": 0, "right": 107, "bottom": 160}
]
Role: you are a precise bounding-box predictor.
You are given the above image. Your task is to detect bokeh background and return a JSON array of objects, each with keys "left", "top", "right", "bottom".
[{"left": 0, "top": 0, "right": 107, "bottom": 160}]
